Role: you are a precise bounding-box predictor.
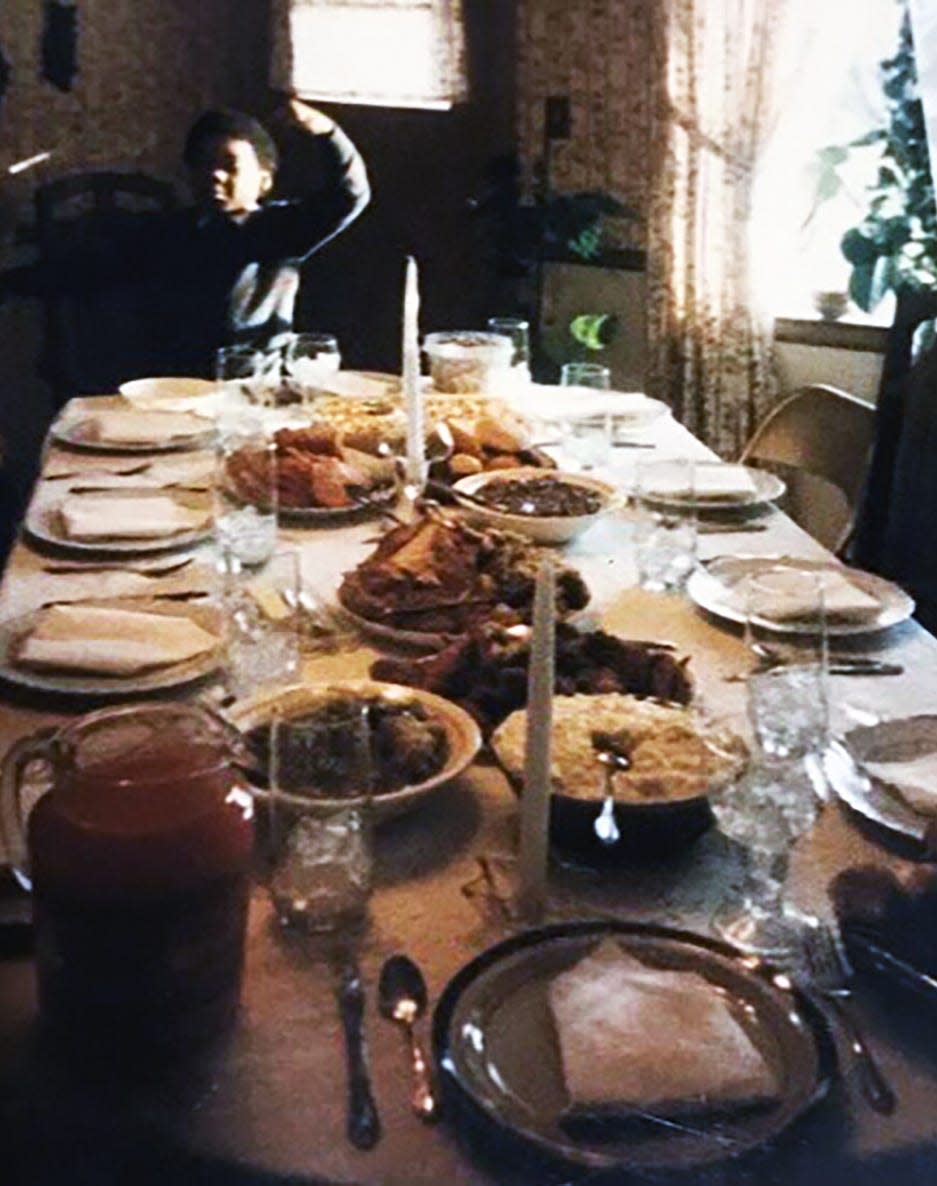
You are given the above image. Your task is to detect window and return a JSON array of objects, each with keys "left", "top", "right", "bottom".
[
  {"left": 753, "top": 0, "right": 910, "bottom": 324},
  {"left": 271, "top": 0, "right": 467, "bottom": 111}
]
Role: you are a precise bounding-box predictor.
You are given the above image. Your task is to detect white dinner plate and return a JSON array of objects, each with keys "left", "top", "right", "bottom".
[
  {"left": 119, "top": 376, "right": 218, "bottom": 408},
  {"left": 639, "top": 465, "right": 785, "bottom": 512},
  {"left": 0, "top": 599, "right": 222, "bottom": 698},
  {"left": 834, "top": 717, "right": 937, "bottom": 843},
  {"left": 51, "top": 413, "right": 215, "bottom": 454},
  {"left": 686, "top": 556, "right": 914, "bottom": 636},
  {"left": 25, "top": 489, "right": 214, "bottom": 557}
]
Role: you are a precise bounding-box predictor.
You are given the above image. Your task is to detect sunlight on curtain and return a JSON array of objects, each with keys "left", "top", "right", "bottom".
[
  {"left": 271, "top": 0, "right": 466, "bottom": 110},
  {"left": 647, "top": 0, "right": 788, "bottom": 457}
]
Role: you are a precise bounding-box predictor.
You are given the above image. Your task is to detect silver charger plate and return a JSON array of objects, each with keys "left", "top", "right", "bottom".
[
  {"left": 51, "top": 415, "right": 216, "bottom": 455},
  {"left": 25, "top": 488, "right": 214, "bottom": 557},
  {"left": 686, "top": 555, "right": 914, "bottom": 637},
  {"left": 640, "top": 465, "right": 785, "bottom": 512},
  {"left": 0, "top": 599, "right": 222, "bottom": 698},
  {"left": 433, "top": 920, "right": 834, "bottom": 1175},
  {"left": 836, "top": 716, "right": 937, "bottom": 843},
  {"left": 278, "top": 485, "right": 398, "bottom": 523}
]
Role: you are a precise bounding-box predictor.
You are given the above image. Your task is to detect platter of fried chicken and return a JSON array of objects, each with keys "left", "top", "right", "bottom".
[{"left": 229, "top": 424, "right": 397, "bottom": 519}]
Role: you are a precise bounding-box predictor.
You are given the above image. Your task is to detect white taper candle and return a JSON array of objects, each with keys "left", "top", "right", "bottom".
[
  {"left": 517, "top": 555, "right": 555, "bottom": 920},
  {"left": 402, "top": 255, "right": 426, "bottom": 491}
]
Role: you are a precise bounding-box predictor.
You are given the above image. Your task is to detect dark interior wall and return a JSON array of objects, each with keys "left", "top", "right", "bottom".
[{"left": 283, "top": 0, "right": 519, "bottom": 373}]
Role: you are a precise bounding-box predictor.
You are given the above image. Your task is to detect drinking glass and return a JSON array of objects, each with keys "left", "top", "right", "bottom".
[
  {"left": 560, "top": 361, "right": 611, "bottom": 390},
  {"left": 263, "top": 702, "right": 373, "bottom": 934},
  {"left": 487, "top": 317, "right": 532, "bottom": 386},
  {"left": 632, "top": 458, "right": 698, "bottom": 592},
  {"left": 561, "top": 412, "right": 612, "bottom": 470},
  {"left": 284, "top": 333, "right": 341, "bottom": 406},
  {"left": 216, "top": 344, "right": 282, "bottom": 416},
  {"left": 215, "top": 413, "right": 278, "bottom": 568},
  {"left": 221, "top": 550, "right": 302, "bottom": 700},
  {"left": 711, "top": 570, "right": 828, "bottom": 955}
]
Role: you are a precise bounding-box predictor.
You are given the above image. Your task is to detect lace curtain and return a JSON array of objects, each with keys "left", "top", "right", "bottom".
[
  {"left": 645, "top": 0, "right": 790, "bottom": 457},
  {"left": 271, "top": 0, "right": 466, "bottom": 110}
]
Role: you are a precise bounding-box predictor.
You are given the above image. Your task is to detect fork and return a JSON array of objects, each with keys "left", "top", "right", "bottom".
[{"left": 801, "top": 919, "right": 896, "bottom": 1115}]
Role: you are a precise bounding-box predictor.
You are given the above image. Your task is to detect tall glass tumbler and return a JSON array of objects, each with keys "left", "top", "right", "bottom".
[
  {"left": 264, "top": 703, "right": 374, "bottom": 934},
  {"left": 560, "top": 361, "right": 611, "bottom": 390},
  {"left": 487, "top": 317, "right": 531, "bottom": 386},
  {"left": 284, "top": 332, "right": 341, "bottom": 407},
  {"left": 632, "top": 458, "right": 698, "bottom": 592},
  {"left": 215, "top": 413, "right": 278, "bottom": 568},
  {"left": 216, "top": 344, "right": 281, "bottom": 418}
]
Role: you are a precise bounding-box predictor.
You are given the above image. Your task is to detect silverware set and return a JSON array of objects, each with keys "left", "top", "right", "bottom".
[{"left": 332, "top": 951, "right": 439, "bottom": 1149}]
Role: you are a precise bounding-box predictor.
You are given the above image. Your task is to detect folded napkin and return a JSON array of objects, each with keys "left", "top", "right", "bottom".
[
  {"left": 17, "top": 605, "right": 218, "bottom": 676},
  {"left": 646, "top": 465, "right": 757, "bottom": 502},
  {"left": 549, "top": 940, "right": 778, "bottom": 1114},
  {"left": 751, "top": 569, "right": 880, "bottom": 622},
  {"left": 60, "top": 496, "right": 209, "bottom": 540},
  {"left": 863, "top": 753, "right": 937, "bottom": 816},
  {"left": 84, "top": 410, "right": 208, "bottom": 445},
  {"left": 317, "top": 372, "right": 397, "bottom": 400}
]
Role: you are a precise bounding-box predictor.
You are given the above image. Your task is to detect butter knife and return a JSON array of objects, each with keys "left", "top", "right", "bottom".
[
  {"left": 337, "top": 964, "right": 381, "bottom": 1150},
  {"left": 828, "top": 659, "right": 903, "bottom": 677}
]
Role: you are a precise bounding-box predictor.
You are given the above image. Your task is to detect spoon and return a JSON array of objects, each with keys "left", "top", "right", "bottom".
[
  {"left": 591, "top": 731, "right": 632, "bottom": 846},
  {"left": 378, "top": 954, "right": 439, "bottom": 1122}
]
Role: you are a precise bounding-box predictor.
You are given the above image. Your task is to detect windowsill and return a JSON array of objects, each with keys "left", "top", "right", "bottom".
[{"left": 774, "top": 317, "right": 887, "bottom": 353}]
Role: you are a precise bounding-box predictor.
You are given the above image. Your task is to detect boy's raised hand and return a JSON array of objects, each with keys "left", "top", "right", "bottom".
[{"left": 271, "top": 96, "right": 336, "bottom": 137}]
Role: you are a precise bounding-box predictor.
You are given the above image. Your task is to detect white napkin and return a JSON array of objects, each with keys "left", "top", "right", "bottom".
[
  {"left": 60, "top": 496, "right": 209, "bottom": 540},
  {"left": 647, "top": 465, "right": 757, "bottom": 501},
  {"left": 549, "top": 940, "right": 778, "bottom": 1113},
  {"left": 316, "top": 372, "right": 397, "bottom": 400},
  {"left": 17, "top": 605, "right": 219, "bottom": 676},
  {"left": 84, "top": 410, "right": 208, "bottom": 445},
  {"left": 745, "top": 569, "right": 880, "bottom": 622},
  {"left": 863, "top": 753, "right": 937, "bottom": 816}
]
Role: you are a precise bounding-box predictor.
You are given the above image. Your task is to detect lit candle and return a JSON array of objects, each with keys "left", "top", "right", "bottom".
[
  {"left": 517, "top": 556, "right": 555, "bottom": 920},
  {"left": 402, "top": 256, "right": 426, "bottom": 492}
]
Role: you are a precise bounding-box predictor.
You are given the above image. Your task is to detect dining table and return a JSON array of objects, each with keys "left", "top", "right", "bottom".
[{"left": 2, "top": 392, "right": 937, "bottom": 1186}]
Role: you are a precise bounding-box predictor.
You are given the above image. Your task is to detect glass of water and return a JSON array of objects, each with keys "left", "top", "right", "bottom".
[
  {"left": 264, "top": 702, "right": 373, "bottom": 934},
  {"left": 221, "top": 550, "right": 302, "bottom": 700},
  {"left": 560, "top": 361, "right": 611, "bottom": 390},
  {"left": 284, "top": 333, "right": 341, "bottom": 406},
  {"left": 487, "top": 317, "right": 531, "bottom": 386},
  {"left": 632, "top": 458, "right": 698, "bottom": 592},
  {"left": 215, "top": 413, "right": 278, "bottom": 568},
  {"left": 711, "top": 569, "right": 828, "bottom": 955}
]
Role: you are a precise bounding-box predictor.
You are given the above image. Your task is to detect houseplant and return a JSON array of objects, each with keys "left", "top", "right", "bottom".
[{"left": 819, "top": 7, "right": 937, "bottom": 312}]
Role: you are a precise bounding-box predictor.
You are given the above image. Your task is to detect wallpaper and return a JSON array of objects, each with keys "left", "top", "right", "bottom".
[
  {"left": 0, "top": 0, "right": 269, "bottom": 192},
  {"left": 516, "top": 0, "right": 653, "bottom": 240}
]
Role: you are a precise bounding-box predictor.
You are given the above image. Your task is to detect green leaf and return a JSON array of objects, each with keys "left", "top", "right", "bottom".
[
  {"left": 841, "top": 227, "right": 879, "bottom": 265},
  {"left": 848, "top": 261, "right": 876, "bottom": 312}
]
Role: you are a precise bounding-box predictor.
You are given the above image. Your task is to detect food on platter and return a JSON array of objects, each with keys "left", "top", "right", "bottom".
[
  {"left": 309, "top": 396, "right": 407, "bottom": 456},
  {"left": 373, "top": 622, "right": 691, "bottom": 731},
  {"left": 243, "top": 690, "right": 450, "bottom": 795},
  {"left": 427, "top": 408, "right": 555, "bottom": 485},
  {"left": 228, "top": 424, "right": 396, "bottom": 511},
  {"left": 423, "top": 331, "right": 513, "bottom": 393},
  {"left": 469, "top": 474, "right": 605, "bottom": 517},
  {"left": 492, "top": 693, "right": 746, "bottom": 804},
  {"left": 338, "top": 511, "right": 590, "bottom": 637},
  {"left": 550, "top": 939, "right": 778, "bottom": 1114}
]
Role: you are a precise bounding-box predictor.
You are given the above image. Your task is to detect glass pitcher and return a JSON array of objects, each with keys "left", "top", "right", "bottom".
[{"left": 0, "top": 702, "right": 254, "bottom": 1055}]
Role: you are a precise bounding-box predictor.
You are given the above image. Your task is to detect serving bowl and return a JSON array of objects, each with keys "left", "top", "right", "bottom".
[
  {"left": 227, "top": 678, "right": 482, "bottom": 822},
  {"left": 119, "top": 376, "right": 219, "bottom": 410},
  {"left": 452, "top": 467, "right": 618, "bottom": 546},
  {"left": 491, "top": 693, "right": 748, "bottom": 863}
]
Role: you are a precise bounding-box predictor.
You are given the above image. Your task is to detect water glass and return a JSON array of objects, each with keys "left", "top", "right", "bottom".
[
  {"left": 221, "top": 551, "right": 302, "bottom": 700},
  {"left": 487, "top": 317, "right": 531, "bottom": 386},
  {"left": 560, "top": 362, "right": 611, "bottom": 390},
  {"left": 561, "top": 412, "right": 611, "bottom": 470},
  {"left": 284, "top": 333, "right": 341, "bottom": 406},
  {"left": 632, "top": 458, "right": 697, "bottom": 592},
  {"left": 746, "top": 569, "right": 828, "bottom": 761},
  {"left": 264, "top": 703, "right": 373, "bottom": 934},
  {"left": 215, "top": 414, "right": 278, "bottom": 568},
  {"left": 216, "top": 344, "right": 281, "bottom": 416}
]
